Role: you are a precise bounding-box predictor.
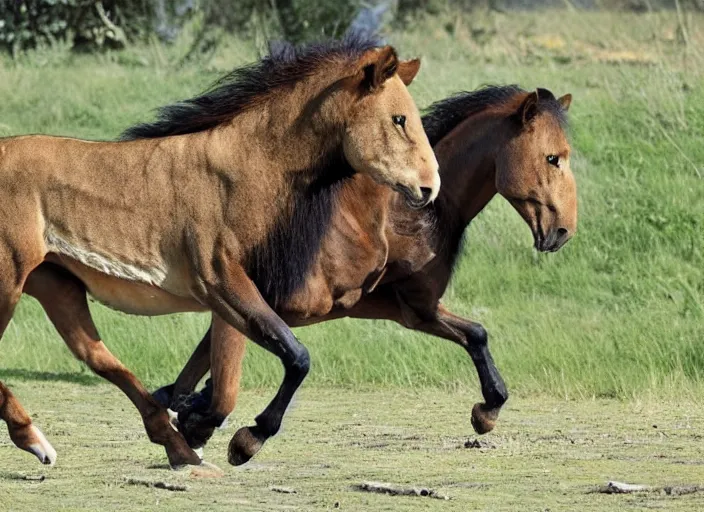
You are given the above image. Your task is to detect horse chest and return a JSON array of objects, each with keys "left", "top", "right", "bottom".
[
  {"left": 382, "top": 207, "right": 437, "bottom": 282},
  {"left": 284, "top": 214, "right": 389, "bottom": 318}
]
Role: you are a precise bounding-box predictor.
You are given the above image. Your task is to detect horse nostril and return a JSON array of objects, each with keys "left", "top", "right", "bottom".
[
  {"left": 557, "top": 227, "right": 568, "bottom": 238},
  {"left": 420, "top": 187, "right": 433, "bottom": 203}
]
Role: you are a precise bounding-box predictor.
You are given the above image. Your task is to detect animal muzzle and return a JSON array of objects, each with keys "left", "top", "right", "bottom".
[
  {"left": 396, "top": 184, "right": 435, "bottom": 209},
  {"left": 395, "top": 168, "right": 440, "bottom": 209},
  {"left": 535, "top": 227, "right": 571, "bottom": 252}
]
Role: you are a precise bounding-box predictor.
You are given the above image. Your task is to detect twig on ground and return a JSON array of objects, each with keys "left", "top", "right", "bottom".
[
  {"left": 599, "top": 481, "right": 651, "bottom": 493},
  {"left": 270, "top": 485, "right": 297, "bottom": 494},
  {"left": 594, "top": 481, "right": 704, "bottom": 496},
  {"left": 663, "top": 485, "right": 703, "bottom": 496},
  {"left": 125, "top": 478, "right": 188, "bottom": 492},
  {"left": 22, "top": 475, "right": 45, "bottom": 482},
  {"left": 353, "top": 481, "right": 449, "bottom": 500}
]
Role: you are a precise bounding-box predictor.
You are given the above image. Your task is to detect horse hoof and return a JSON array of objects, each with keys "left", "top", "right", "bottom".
[
  {"left": 25, "top": 425, "right": 57, "bottom": 466},
  {"left": 228, "top": 426, "right": 264, "bottom": 466},
  {"left": 470, "top": 402, "right": 498, "bottom": 435}
]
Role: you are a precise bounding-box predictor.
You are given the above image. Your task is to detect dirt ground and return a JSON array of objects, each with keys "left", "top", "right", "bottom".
[{"left": 0, "top": 381, "right": 702, "bottom": 511}]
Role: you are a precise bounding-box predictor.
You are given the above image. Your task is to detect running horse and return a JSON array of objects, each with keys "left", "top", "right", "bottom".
[
  {"left": 0, "top": 35, "right": 440, "bottom": 469},
  {"left": 150, "top": 85, "right": 577, "bottom": 465}
]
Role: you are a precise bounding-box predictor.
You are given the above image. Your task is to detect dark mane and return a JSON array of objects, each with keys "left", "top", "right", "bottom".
[
  {"left": 246, "top": 154, "right": 355, "bottom": 308},
  {"left": 121, "top": 32, "right": 382, "bottom": 140},
  {"left": 421, "top": 84, "right": 567, "bottom": 146}
]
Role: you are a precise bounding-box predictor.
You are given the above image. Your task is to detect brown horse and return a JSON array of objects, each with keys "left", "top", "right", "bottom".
[
  {"left": 0, "top": 35, "right": 439, "bottom": 469},
  {"left": 146, "top": 85, "right": 577, "bottom": 465}
]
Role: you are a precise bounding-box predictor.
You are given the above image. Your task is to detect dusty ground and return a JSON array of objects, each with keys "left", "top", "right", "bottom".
[{"left": 0, "top": 382, "right": 703, "bottom": 511}]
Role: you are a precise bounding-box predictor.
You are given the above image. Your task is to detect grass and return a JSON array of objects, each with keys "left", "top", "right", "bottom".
[
  {"left": 0, "top": 10, "right": 703, "bottom": 401},
  {"left": 2, "top": 383, "right": 704, "bottom": 511}
]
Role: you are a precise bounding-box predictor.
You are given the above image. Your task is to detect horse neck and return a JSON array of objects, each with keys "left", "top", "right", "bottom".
[
  {"left": 437, "top": 111, "right": 505, "bottom": 225},
  {"left": 428, "top": 111, "right": 505, "bottom": 278},
  {"left": 206, "top": 73, "right": 349, "bottom": 190},
  {"left": 208, "top": 71, "right": 354, "bottom": 308}
]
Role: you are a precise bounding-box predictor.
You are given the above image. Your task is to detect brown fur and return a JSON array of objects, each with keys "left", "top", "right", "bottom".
[
  {"left": 0, "top": 37, "right": 439, "bottom": 468},
  {"left": 151, "top": 85, "right": 578, "bottom": 463},
  {"left": 18, "top": 85, "right": 575, "bottom": 467}
]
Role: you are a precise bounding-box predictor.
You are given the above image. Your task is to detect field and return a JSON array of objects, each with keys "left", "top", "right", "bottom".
[
  {"left": 0, "top": 8, "right": 703, "bottom": 511},
  {"left": 2, "top": 382, "right": 704, "bottom": 511}
]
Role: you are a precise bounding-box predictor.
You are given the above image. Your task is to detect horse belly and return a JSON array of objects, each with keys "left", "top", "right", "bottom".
[{"left": 46, "top": 255, "right": 205, "bottom": 316}]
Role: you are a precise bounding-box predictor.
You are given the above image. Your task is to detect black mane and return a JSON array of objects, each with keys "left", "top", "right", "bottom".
[
  {"left": 121, "top": 32, "right": 382, "bottom": 140},
  {"left": 247, "top": 155, "right": 355, "bottom": 308},
  {"left": 422, "top": 84, "right": 567, "bottom": 146}
]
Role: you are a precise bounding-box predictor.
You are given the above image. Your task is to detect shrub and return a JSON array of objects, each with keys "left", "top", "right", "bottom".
[{"left": 0, "top": 0, "right": 193, "bottom": 55}]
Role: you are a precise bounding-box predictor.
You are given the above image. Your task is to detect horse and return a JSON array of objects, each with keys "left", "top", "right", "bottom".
[
  {"left": 143, "top": 85, "right": 577, "bottom": 465},
  {"left": 0, "top": 34, "right": 440, "bottom": 470},
  {"left": 32, "top": 84, "right": 575, "bottom": 465}
]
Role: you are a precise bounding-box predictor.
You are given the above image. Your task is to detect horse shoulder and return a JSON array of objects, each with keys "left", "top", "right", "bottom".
[{"left": 330, "top": 181, "right": 390, "bottom": 281}]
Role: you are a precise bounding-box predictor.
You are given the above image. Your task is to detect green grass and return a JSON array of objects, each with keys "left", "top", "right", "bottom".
[
  {"left": 2, "top": 383, "right": 704, "bottom": 511},
  {"left": 0, "top": 11, "right": 703, "bottom": 400}
]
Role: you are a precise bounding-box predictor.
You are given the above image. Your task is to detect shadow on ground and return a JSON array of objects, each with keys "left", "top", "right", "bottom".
[{"left": 0, "top": 368, "right": 100, "bottom": 385}]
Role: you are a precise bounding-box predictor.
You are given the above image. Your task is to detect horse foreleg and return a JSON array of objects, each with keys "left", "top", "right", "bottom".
[
  {"left": 23, "top": 264, "right": 203, "bottom": 470},
  {"left": 152, "top": 325, "right": 213, "bottom": 409},
  {"left": 198, "top": 260, "right": 309, "bottom": 467},
  {"left": 430, "top": 305, "right": 508, "bottom": 434}
]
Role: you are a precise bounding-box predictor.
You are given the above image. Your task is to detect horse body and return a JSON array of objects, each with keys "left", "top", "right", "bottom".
[
  {"left": 1, "top": 36, "right": 440, "bottom": 469},
  {"left": 3, "top": 136, "right": 188, "bottom": 292},
  {"left": 159, "top": 86, "right": 577, "bottom": 462}
]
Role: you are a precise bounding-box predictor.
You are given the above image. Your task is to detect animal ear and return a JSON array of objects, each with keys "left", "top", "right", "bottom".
[
  {"left": 536, "top": 87, "right": 555, "bottom": 101},
  {"left": 397, "top": 58, "right": 421, "bottom": 86},
  {"left": 361, "top": 46, "right": 399, "bottom": 92},
  {"left": 557, "top": 93, "right": 572, "bottom": 111},
  {"left": 519, "top": 90, "right": 539, "bottom": 125}
]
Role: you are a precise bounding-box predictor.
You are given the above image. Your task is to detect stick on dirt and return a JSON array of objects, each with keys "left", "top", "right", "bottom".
[
  {"left": 353, "top": 481, "right": 449, "bottom": 500},
  {"left": 125, "top": 478, "right": 188, "bottom": 492}
]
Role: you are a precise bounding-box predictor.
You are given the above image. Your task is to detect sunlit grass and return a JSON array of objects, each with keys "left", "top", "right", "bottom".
[{"left": 0, "top": 11, "right": 702, "bottom": 400}]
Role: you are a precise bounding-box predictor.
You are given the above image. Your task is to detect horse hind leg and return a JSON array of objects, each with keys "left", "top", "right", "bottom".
[
  {"left": 0, "top": 381, "right": 57, "bottom": 465},
  {"left": 0, "top": 250, "right": 56, "bottom": 464},
  {"left": 23, "top": 263, "right": 213, "bottom": 472}
]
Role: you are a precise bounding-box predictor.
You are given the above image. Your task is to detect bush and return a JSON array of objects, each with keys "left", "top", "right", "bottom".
[
  {"left": 0, "top": 0, "right": 194, "bottom": 55},
  {"left": 199, "top": 0, "right": 364, "bottom": 43},
  {"left": 0, "top": 0, "right": 405, "bottom": 55},
  {"left": 3, "top": 0, "right": 700, "bottom": 56}
]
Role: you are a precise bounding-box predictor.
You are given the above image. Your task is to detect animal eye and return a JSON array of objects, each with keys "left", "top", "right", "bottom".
[
  {"left": 547, "top": 155, "right": 560, "bottom": 167},
  {"left": 392, "top": 115, "right": 406, "bottom": 128}
]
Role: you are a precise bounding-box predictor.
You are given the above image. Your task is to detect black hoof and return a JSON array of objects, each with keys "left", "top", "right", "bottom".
[
  {"left": 179, "top": 411, "right": 217, "bottom": 450},
  {"left": 228, "top": 426, "right": 266, "bottom": 466}
]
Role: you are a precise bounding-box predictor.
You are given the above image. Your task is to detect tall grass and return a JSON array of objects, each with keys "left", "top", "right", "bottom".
[{"left": 0, "top": 11, "right": 702, "bottom": 399}]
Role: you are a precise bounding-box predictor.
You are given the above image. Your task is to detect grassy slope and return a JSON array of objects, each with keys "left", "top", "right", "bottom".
[{"left": 0, "top": 11, "right": 702, "bottom": 399}]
